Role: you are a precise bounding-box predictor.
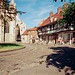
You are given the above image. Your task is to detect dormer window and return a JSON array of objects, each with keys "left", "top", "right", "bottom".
[
  {"left": 29, "top": 31, "right": 30, "bottom": 33},
  {"left": 54, "top": 18, "right": 57, "bottom": 21},
  {"left": 50, "top": 17, "right": 54, "bottom": 22}
]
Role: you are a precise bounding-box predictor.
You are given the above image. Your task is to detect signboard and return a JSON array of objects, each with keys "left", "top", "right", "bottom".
[{"left": 48, "top": 31, "right": 52, "bottom": 34}]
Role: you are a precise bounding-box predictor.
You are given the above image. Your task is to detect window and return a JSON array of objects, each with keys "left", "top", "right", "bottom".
[
  {"left": 48, "top": 26, "right": 50, "bottom": 28},
  {"left": 54, "top": 18, "right": 57, "bottom": 21},
  {"left": 51, "top": 25, "right": 53, "bottom": 30},
  {"left": 33, "top": 31, "right": 35, "bottom": 32},
  {"left": 23, "top": 38, "right": 24, "bottom": 40},
  {"left": 29, "top": 31, "right": 30, "bottom": 33},
  {"left": 4, "top": 25, "right": 9, "bottom": 33},
  {"left": 31, "top": 35, "right": 32, "bottom": 38},
  {"left": 54, "top": 24, "right": 57, "bottom": 29},
  {"left": 36, "top": 35, "right": 38, "bottom": 38},
  {"left": 51, "top": 17, "right": 54, "bottom": 22},
  {"left": 50, "top": 25, "right": 51, "bottom": 30}
]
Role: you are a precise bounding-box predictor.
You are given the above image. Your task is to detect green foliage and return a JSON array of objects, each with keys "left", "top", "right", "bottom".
[
  {"left": 57, "top": 19, "right": 66, "bottom": 26},
  {"left": 53, "top": 0, "right": 74, "bottom": 2},
  {"left": 63, "top": 2, "right": 75, "bottom": 26},
  {"left": 0, "top": 0, "right": 26, "bottom": 15},
  {"left": 0, "top": 43, "right": 24, "bottom": 51},
  {"left": 16, "top": 11, "right": 26, "bottom": 15},
  {"left": 0, "top": 0, "right": 26, "bottom": 22},
  {"left": 62, "top": 3, "right": 70, "bottom": 10},
  {"left": 57, "top": 2, "right": 75, "bottom": 29},
  {"left": 54, "top": 0, "right": 63, "bottom": 2},
  {"left": 0, "top": 0, "right": 10, "bottom": 10},
  {"left": 34, "top": 26, "right": 37, "bottom": 28}
]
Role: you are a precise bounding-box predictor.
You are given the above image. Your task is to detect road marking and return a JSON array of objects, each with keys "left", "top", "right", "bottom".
[{"left": 0, "top": 47, "right": 37, "bottom": 58}]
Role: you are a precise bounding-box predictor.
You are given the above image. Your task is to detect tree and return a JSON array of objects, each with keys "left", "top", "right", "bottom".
[
  {"left": 34, "top": 26, "right": 37, "bottom": 28},
  {"left": 57, "top": 19, "right": 66, "bottom": 27},
  {"left": 57, "top": 2, "right": 75, "bottom": 29},
  {"left": 0, "top": 0, "right": 26, "bottom": 23},
  {"left": 0, "top": 0, "right": 26, "bottom": 16},
  {"left": 0, "top": 0, "right": 26, "bottom": 42},
  {"left": 53, "top": 0, "right": 73, "bottom": 2},
  {"left": 0, "top": 0, "right": 10, "bottom": 10},
  {"left": 63, "top": 2, "right": 75, "bottom": 27}
]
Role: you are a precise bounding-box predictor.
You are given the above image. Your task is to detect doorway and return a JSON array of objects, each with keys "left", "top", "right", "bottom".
[{"left": 16, "top": 24, "right": 21, "bottom": 42}]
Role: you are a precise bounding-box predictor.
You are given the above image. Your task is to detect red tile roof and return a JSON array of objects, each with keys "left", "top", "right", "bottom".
[
  {"left": 38, "top": 17, "right": 50, "bottom": 28},
  {"left": 38, "top": 12, "right": 63, "bottom": 28},
  {"left": 28, "top": 28, "right": 37, "bottom": 31},
  {"left": 22, "top": 29, "right": 28, "bottom": 35},
  {"left": 22, "top": 28, "right": 37, "bottom": 35},
  {"left": 51, "top": 13, "right": 58, "bottom": 17},
  {"left": 51, "top": 13, "right": 63, "bottom": 19}
]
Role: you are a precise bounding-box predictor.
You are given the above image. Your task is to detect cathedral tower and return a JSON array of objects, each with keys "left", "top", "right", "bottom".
[{"left": 8, "top": 0, "right": 16, "bottom": 42}]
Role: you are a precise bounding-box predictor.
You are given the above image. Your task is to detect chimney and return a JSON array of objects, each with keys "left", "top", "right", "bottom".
[
  {"left": 64, "top": 3, "right": 67, "bottom": 10},
  {"left": 43, "top": 19, "right": 44, "bottom": 22},
  {"left": 57, "top": 7, "right": 62, "bottom": 14},
  {"left": 39, "top": 19, "right": 44, "bottom": 26},
  {"left": 50, "top": 11, "right": 53, "bottom": 17}
]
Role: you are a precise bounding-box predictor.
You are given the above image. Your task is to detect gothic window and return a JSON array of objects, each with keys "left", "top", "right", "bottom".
[
  {"left": 30, "top": 35, "right": 32, "bottom": 38},
  {"left": 4, "top": 25, "right": 9, "bottom": 33}
]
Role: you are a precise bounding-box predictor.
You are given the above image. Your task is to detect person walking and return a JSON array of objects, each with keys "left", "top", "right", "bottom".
[
  {"left": 54, "top": 40, "right": 55, "bottom": 46},
  {"left": 62, "top": 39, "right": 64, "bottom": 45},
  {"left": 60, "top": 39, "right": 62, "bottom": 45}
]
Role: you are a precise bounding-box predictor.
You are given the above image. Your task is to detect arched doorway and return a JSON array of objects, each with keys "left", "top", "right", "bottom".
[{"left": 16, "top": 24, "right": 21, "bottom": 42}]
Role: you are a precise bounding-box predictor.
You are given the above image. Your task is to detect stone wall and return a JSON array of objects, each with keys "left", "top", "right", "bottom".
[{"left": 21, "top": 35, "right": 28, "bottom": 43}]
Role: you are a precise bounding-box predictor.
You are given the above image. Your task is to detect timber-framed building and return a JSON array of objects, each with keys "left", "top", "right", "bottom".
[{"left": 37, "top": 3, "right": 75, "bottom": 45}]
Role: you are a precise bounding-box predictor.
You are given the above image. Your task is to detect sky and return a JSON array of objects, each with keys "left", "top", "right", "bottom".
[{"left": 10, "top": 0, "right": 73, "bottom": 29}]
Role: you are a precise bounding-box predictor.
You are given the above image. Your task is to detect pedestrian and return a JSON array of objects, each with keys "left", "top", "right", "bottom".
[
  {"left": 36, "top": 39, "right": 39, "bottom": 44},
  {"left": 54, "top": 40, "right": 55, "bottom": 46},
  {"left": 60, "top": 39, "right": 62, "bottom": 45},
  {"left": 62, "top": 39, "right": 64, "bottom": 45}
]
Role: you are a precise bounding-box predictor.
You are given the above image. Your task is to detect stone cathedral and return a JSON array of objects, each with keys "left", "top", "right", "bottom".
[{"left": 0, "top": 0, "right": 26, "bottom": 43}]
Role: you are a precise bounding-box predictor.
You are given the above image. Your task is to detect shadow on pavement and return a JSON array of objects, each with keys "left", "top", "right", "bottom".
[{"left": 46, "top": 47, "right": 75, "bottom": 75}]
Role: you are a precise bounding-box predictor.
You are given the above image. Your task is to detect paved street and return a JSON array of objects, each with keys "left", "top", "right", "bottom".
[{"left": 0, "top": 43, "right": 75, "bottom": 75}]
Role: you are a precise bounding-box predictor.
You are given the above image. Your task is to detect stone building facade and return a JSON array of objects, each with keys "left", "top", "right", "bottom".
[
  {"left": 0, "top": 0, "right": 16, "bottom": 43},
  {"left": 22, "top": 28, "right": 39, "bottom": 44},
  {"left": 21, "top": 29, "right": 28, "bottom": 43},
  {"left": 0, "top": 0, "right": 26, "bottom": 43},
  {"left": 16, "top": 14, "right": 26, "bottom": 41}
]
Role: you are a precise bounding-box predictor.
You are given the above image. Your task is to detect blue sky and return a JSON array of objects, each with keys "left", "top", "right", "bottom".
[{"left": 11, "top": 0, "right": 72, "bottom": 29}]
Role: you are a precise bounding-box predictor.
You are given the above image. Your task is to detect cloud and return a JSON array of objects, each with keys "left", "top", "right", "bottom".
[
  {"left": 17, "top": 0, "right": 56, "bottom": 18},
  {"left": 20, "top": 1, "right": 56, "bottom": 22},
  {"left": 33, "top": 19, "right": 40, "bottom": 22},
  {"left": 16, "top": 0, "right": 64, "bottom": 29}
]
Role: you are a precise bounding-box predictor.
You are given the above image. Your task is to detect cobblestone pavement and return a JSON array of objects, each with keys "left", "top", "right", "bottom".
[{"left": 0, "top": 43, "right": 75, "bottom": 75}]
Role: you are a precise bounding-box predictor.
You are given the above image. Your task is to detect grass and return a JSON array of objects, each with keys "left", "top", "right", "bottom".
[{"left": 0, "top": 43, "right": 24, "bottom": 52}]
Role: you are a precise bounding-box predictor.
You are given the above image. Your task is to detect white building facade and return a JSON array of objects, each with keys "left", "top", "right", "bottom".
[
  {"left": 16, "top": 14, "right": 26, "bottom": 41},
  {"left": 0, "top": 0, "right": 26, "bottom": 43},
  {"left": 0, "top": 0, "right": 16, "bottom": 43}
]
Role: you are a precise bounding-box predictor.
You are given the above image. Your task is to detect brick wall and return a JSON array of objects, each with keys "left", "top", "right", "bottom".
[{"left": 28, "top": 30, "right": 38, "bottom": 43}]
